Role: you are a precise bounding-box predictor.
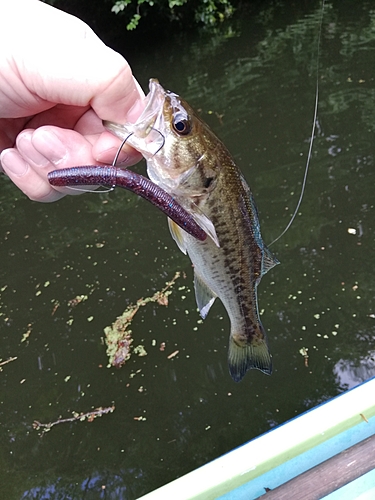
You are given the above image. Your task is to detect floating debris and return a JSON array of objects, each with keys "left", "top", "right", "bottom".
[
  {"left": 0, "top": 356, "right": 17, "bottom": 371},
  {"left": 167, "top": 350, "right": 179, "bottom": 359},
  {"left": 21, "top": 323, "right": 32, "bottom": 343},
  {"left": 68, "top": 294, "right": 89, "bottom": 308},
  {"left": 104, "top": 272, "right": 181, "bottom": 368},
  {"left": 51, "top": 300, "right": 60, "bottom": 316},
  {"left": 133, "top": 345, "right": 147, "bottom": 357},
  {"left": 299, "top": 347, "right": 309, "bottom": 367},
  {"left": 33, "top": 405, "right": 115, "bottom": 435}
]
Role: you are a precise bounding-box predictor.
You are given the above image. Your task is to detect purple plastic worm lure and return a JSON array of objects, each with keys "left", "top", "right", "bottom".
[{"left": 48, "top": 166, "right": 207, "bottom": 241}]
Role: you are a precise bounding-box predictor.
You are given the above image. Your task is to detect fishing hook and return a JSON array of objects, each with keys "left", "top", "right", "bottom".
[
  {"left": 58, "top": 132, "right": 135, "bottom": 194},
  {"left": 149, "top": 127, "right": 165, "bottom": 157},
  {"left": 112, "top": 133, "right": 134, "bottom": 167}
]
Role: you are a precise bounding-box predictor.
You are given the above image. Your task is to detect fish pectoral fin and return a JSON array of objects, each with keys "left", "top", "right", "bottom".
[
  {"left": 168, "top": 205, "right": 219, "bottom": 251},
  {"left": 261, "top": 244, "right": 280, "bottom": 276},
  {"left": 168, "top": 218, "right": 187, "bottom": 254},
  {"left": 189, "top": 203, "right": 220, "bottom": 248},
  {"left": 228, "top": 334, "right": 272, "bottom": 382},
  {"left": 194, "top": 271, "right": 217, "bottom": 319}
]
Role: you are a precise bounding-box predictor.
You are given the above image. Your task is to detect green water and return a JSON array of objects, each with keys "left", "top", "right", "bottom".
[{"left": 1, "top": 1, "right": 375, "bottom": 498}]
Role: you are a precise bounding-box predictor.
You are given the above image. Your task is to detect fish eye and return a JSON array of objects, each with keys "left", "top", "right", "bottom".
[{"left": 172, "top": 112, "right": 192, "bottom": 136}]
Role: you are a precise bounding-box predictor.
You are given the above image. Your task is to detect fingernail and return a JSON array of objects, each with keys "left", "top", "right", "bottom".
[
  {"left": 33, "top": 129, "right": 68, "bottom": 165},
  {"left": 126, "top": 98, "right": 146, "bottom": 123},
  {"left": 0, "top": 149, "right": 29, "bottom": 176}
]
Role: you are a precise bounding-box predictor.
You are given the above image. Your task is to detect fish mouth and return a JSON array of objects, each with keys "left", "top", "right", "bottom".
[
  {"left": 103, "top": 78, "right": 166, "bottom": 157},
  {"left": 132, "top": 78, "right": 165, "bottom": 135}
]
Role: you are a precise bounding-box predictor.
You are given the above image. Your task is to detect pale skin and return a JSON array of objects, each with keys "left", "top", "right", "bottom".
[{"left": 0, "top": 0, "right": 145, "bottom": 202}]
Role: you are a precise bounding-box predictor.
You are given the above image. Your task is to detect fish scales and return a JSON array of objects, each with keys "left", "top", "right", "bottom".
[
  {"left": 104, "top": 79, "right": 279, "bottom": 382},
  {"left": 184, "top": 154, "right": 270, "bottom": 381}
]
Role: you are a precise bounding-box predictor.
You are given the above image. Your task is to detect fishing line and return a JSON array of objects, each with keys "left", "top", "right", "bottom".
[
  {"left": 62, "top": 183, "right": 114, "bottom": 193},
  {"left": 269, "top": 0, "right": 325, "bottom": 247}
]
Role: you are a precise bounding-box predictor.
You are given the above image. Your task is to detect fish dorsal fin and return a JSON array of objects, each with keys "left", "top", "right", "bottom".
[
  {"left": 194, "top": 271, "right": 217, "bottom": 319},
  {"left": 261, "top": 245, "right": 280, "bottom": 276},
  {"left": 239, "top": 172, "right": 280, "bottom": 277},
  {"left": 168, "top": 218, "right": 187, "bottom": 254}
]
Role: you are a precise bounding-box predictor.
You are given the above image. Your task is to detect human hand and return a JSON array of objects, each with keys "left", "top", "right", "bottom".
[{"left": 0, "top": 0, "right": 144, "bottom": 202}]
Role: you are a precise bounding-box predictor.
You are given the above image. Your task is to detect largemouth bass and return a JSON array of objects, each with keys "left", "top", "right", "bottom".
[{"left": 104, "top": 79, "right": 279, "bottom": 382}]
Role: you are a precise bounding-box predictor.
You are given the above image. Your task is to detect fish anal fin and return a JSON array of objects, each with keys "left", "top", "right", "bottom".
[
  {"left": 194, "top": 271, "right": 217, "bottom": 319},
  {"left": 228, "top": 333, "right": 272, "bottom": 382},
  {"left": 168, "top": 218, "right": 187, "bottom": 254}
]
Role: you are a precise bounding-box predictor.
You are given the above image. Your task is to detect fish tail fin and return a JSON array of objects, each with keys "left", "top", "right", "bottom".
[{"left": 228, "top": 329, "right": 272, "bottom": 382}]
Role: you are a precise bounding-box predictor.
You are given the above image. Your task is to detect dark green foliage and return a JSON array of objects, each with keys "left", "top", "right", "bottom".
[
  {"left": 112, "top": 0, "right": 235, "bottom": 30},
  {"left": 43, "top": 0, "right": 235, "bottom": 30}
]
